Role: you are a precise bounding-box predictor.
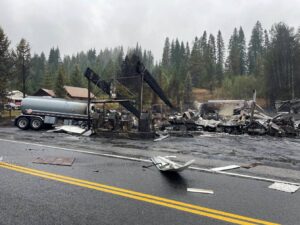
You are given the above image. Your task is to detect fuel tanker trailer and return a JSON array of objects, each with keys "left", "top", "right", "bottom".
[{"left": 15, "top": 96, "right": 93, "bottom": 130}]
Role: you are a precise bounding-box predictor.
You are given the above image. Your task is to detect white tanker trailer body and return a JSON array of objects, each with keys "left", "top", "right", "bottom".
[{"left": 15, "top": 97, "right": 93, "bottom": 130}]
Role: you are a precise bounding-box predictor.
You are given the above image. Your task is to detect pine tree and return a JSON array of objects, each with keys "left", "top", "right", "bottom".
[
  {"left": 294, "top": 28, "right": 300, "bottom": 98},
  {"left": 184, "top": 42, "right": 190, "bottom": 76},
  {"left": 133, "top": 43, "right": 142, "bottom": 59},
  {"left": 29, "top": 52, "right": 46, "bottom": 93},
  {"left": 189, "top": 37, "right": 201, "bottom": 87},
  {"left": 55, "top": 66, "right": 66, "bottom": 98},
  {"left": 265, "top": 23, "right": 296, "bottom": 105},
  {"left": 43, "top": 65, "right": 53, "bottom": 90},
  {"left": 199, "top": 31, "right": 208, "bottom": 87},
  {"left": 216, "top": 30, "right": 225, "bottom": 84},
  {"left": 0, "top": 27, "right": 13, "bottom": 101},
  {"left": 169, "top": 39, "right": 182, "bottom": 105},
  {"left": 238, "top": 27, "right": 247, "bottom": 75},
  {"left": 48, "top": 47, "right": 61, "bottom": 76},
  {"left": 207, "top": 34, "right": 216, "bottom": 90},
  {"left": 70, "top": 64, "right": 83, "bottom": 87},
  {"left": 185, "top": 42, "right": 190, "bottom": 59},
  {"left": 264, "top": 29, "right": 270, "bottom": 53},
  {"left": 87, "top": 48, "right": 96, "bottom": 66},
  {"left": 183, "top": 72, "right": 193, "bottom": 108},
  {"left": 170, "top": 39, "right": 181, "bottom": 69},
  {"left": 15, "top": 38, "right": 31, "bottom": 97},
  {"left": 115, "top": 47, "right": 124, "bottom": 77},
  {"left": 248, "top": 21, "right": 264, "bottom": 75},
  {"left": 199, "top": 31, "right": 207, "bottom": 55},
  {"left": 226, "top": 28, "right": 240, "bottom": 75},
  {"left": 162, "top": 37, "right": 170, "bottom": 68}
]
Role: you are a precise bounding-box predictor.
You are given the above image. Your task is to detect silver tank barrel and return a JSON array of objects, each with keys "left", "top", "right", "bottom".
[{"left": 21, "top": 97, "right": 88, "bottom": 115}]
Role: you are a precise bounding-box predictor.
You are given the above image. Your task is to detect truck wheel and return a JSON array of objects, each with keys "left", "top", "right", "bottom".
[
  {"left": 30, "top": 117, "right": 43, "bottom": 130},
  {"left": 16, "top": 117, "right": 30, "bottom": 130}
]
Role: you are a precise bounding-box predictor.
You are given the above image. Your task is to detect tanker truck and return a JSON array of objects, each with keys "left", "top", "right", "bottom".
[{"left": 15, "top": 97, "right": 93, "bottom": 130}]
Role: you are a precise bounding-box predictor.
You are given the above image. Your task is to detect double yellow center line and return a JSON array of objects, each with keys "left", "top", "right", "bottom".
[{"left": 0, "top": 162, "right": 279, "bottom": 225}]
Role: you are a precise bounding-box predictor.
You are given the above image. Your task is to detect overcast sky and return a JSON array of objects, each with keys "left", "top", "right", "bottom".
[{"left": 1, "top": 0, "right": 300, "bottom": 61}]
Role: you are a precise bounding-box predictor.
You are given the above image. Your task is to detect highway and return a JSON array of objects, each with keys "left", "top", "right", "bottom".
[{"left": 0, "top": 129, "right": 299, "bottom": 224}]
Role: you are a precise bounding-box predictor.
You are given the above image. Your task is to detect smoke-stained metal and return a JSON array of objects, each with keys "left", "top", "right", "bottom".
[{"left": 84, "top": 68, "right": 141, "bottom": 118}]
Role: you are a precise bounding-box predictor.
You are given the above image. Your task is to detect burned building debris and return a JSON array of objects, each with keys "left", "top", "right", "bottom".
[
  {"left": 159, "top": 98, "right": 300, "bottom": 137},
  {"left": 275, "top": 99, "right": 300, "bottom": 114},
  {"left": 83, "top": 55, "right": 175, "bottom": 138},
  {"left": 14, "top": 54, "right": 299, "bottom": 139}
]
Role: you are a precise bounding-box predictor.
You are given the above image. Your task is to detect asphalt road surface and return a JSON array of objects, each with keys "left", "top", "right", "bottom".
[{"left": 0, "top": 128, "right": 299, "bottom": 225}]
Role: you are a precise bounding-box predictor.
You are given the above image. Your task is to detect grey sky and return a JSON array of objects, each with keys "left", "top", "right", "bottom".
[{"left": 1, "top": 0, "right": 300, "bottom": 61}]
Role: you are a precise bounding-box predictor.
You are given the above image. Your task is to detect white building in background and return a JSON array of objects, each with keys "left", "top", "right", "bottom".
[{"left": 7, "top": 90, "right": 25, "bottom": 106}]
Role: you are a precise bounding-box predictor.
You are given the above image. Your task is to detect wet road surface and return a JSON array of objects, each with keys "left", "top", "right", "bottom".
[
  {"left": 0, "top": 127, "right": 299, "bottom": 224},
  {"left": 0, "top": 127, "right": 299, "bottom": 181}
]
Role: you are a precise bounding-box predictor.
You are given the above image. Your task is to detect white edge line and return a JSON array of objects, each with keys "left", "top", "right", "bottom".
[{"left": 0, "top": 138, "right": 299, "bottom": 186}]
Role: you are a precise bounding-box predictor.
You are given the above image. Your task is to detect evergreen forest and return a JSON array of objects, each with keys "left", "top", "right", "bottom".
[{"left": 1, "top": 21, "right": 300, "bottom": 108}]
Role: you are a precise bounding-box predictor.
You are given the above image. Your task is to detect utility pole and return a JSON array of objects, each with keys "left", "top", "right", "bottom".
[
  {"left": 22, "top": 55, "right": 25, "bottom": 98},
  {"left": 87, "top": 79, "right": 91, "bottom": 130}
]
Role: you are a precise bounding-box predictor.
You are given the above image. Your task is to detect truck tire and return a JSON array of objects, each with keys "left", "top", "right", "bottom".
[
  {"left": 30, "top": 117, "right": 43, "bottom": 130},
  {"left": 16, "top": 117, "right": 30, "bottom": 130}
]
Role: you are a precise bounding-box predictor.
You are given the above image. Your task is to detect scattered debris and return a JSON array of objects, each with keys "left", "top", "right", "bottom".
[
  {"left": 26, "top": 148, "right": 43, "bottom": 151},
  {"left": 241, "top": 162, "right": 262, "bottom": 169},
  {"left": 268, "top": 182, "right": 299, "bottom": 193},
  {"left": 151, "top": 156, "right": 194, "bottom": 172},
  {"left": 154, "top": 134, "right": 170, "bottom": 142},
  {"left": 275, "top": 99, "right": 300, "bottom": 114},
  {"left": 187, "top": 188, "right": 214, "bottom": 194},
  {"left": 211, "top": 165, "right": 240, "bottom": 172},
  {"left": 33, "top": 156, "right": 75, "bottom": 166},
  {"left": 164, "top": 155, "right": 176, "bottom": 158},
  {"left": 50, "top": 125, "right": 86, "bottom": 135},
  {"left": 159, "top": 95, "right": 300, "bottom": 138},
  {"left": 82, "top": 129, "right": 93, "bottom": 136}
]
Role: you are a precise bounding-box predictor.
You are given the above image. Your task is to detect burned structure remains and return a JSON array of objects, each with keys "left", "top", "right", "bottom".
[
  {"left": 164, "top": 98, "right": 300, "bottom": 137},
  {"left": 14, "top": 55, "right": 300, "bottom": 138},
  {"left": 83, "top": 54, "right": 175, "bottom": 137}
]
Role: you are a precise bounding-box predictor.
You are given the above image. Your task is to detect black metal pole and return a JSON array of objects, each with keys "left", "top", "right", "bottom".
[
  {"left": 87, "top": 79, "right": 91, "bottom": 130},
  {"left": 140, "top": 72, "right": 144, "bottom": 114},
  {"left": 138, "top": 72, "right": 144, "bottom": 132}
]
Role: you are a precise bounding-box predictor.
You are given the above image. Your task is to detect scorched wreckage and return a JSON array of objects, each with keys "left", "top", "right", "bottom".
[{"left": 14, "top": 55, "right": 300, "bottom": 138}]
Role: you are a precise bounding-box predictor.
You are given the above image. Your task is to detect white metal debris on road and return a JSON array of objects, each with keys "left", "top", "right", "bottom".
[
  {"left": 187, "top": 188, "right": 214, "bottom": 194},
  {"left": 154, "top": 134, "right": 170, "bottom": 142},
  {"left": 82, "top": 129, "right": 93, "bottom": 136},
  {"left": 268, "top": 182, "right": 299, "bottom": 193},
  {"left": 211, "top": 165, "right": 240, "bottom": 172},
  {"left": 49, "top": 125, "right": 86, "bottom": 135},
  {"left": 151, "top": 156, "right": 194, "bottom": 172}
]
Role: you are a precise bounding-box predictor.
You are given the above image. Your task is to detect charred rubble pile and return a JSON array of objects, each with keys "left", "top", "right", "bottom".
[{"left": 159, "top": 100, "right": 300, "bottom": 137}]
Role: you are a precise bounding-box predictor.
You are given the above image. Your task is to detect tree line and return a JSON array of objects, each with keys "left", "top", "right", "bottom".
[
  {"left": 160, "top": 21, "right": 300, "bottom": 107},
  {"left": 0, "top": 21, "right": 300, "bottom": 108}
]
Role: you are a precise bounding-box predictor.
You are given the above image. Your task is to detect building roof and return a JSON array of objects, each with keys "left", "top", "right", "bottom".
[
  {"left": 64, "top": 86, "right": 95, "bottom": 99},
  {"left": 41, "top": 88, "right": 55, "bottom": 97},
  {"left": 33, "top": 88, "right": 56, "bottom": 97},
  {"left": 7, "top": 90, "right": 25, "bottom": 100}
]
